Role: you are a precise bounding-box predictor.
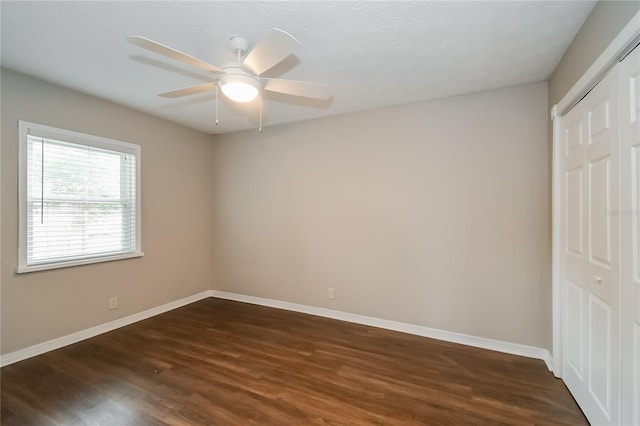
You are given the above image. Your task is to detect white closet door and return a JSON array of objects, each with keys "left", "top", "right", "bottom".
[
  {"left": 561, "top": 64, "right": 620, "bottom": 426},
  {"left": 620, "top": 46, "right": 640, "bottom": 426}
]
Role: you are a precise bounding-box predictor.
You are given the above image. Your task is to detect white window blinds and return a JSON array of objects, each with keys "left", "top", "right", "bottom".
[{"left": 18, "top": 122, "right": 142, "bottom": 272}]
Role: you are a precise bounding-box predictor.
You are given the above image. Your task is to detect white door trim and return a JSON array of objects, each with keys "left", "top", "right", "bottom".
[
  {"left": 551, "top": 10, "right": 640, "bottom": 378},
  {"left": 551, "top": 110, "right": 564, "bottom": 377}
]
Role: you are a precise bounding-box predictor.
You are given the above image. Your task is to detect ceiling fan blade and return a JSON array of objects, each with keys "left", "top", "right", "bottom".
[
  {"left": 242, "top": 29, "right": 300, "bottom": 76},
  {"left": 263, "top": 78, "right": 331, "bottom": 100},
  {"left": 127, "top": 36, "right": 224, "bottom": 74},
  {"left": 159, "top": 82, "right": 218, "bottom": 98}
]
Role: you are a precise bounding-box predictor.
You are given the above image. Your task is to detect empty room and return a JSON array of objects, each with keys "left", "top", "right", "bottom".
[{"left": 1, "top": 1, "right": 639, "bottom": 425}]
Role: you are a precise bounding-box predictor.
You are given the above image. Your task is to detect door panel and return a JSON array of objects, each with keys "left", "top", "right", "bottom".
[
  {"left": 562, "top": 94, "right": 590, "bottom": 417},
  {"left": 588, "top": 293, "right": 611, "bottom": 417},
  {"left": 588, "top": 155, "right": 611, "bottom": 268},
  {"left": 566, "top": 119, "right": 584, "bottom": 155},
  {"left": 620, "top": 47, "right": 640, "bottom": 426},
  {"left": 589, "top": 97, "right": 610, "bottom": 141},
  {"left": 561, "top": 63, "right": 620, "bottom": 426},
  {"left": 566, "top": 167, "right": 583, "bottom": 257},
  {"left": 567, "top": 279, "right": 585, "bottom": 378}
]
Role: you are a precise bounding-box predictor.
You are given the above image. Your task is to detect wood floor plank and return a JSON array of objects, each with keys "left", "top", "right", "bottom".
[{"left": 1, "top": 298, "right": 587, "bottom": 425}]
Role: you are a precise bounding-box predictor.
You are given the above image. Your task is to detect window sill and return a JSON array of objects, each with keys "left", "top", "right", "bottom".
[{"left": 16, "top": 252, "right": 144, "bottom": 274}]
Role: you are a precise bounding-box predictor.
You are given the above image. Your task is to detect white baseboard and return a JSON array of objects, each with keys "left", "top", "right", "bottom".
[
  {"left": 0, "top": 290, "right": 211, "bottom": 367},
  {"left": 210, "top": 290, "right": 554, "bottom": 372},
  {"left": 1, "top": 289, "right": 554, "bottom": 373}
]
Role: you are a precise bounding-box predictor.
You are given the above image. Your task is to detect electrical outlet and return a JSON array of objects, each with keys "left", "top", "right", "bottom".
[
  {"left": 108, "top": 296, "right": 118, "bottom": 310},
  {"left": 328, "top": 288, "right": 335, "bottom": 300}
]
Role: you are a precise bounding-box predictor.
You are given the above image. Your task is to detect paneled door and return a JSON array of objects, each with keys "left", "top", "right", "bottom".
[
  {"left": 620, "top": 46, "right": 640, "bottom": 426},
  {"left": 561, "top": 64, "right": 621, "bottom": 425}
]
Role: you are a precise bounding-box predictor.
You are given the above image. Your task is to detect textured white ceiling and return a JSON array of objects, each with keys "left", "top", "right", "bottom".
[{"left": 1, "top": 1, "right": 595, "bottom": 135}]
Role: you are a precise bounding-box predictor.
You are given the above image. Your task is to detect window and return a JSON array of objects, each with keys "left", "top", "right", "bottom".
[{"left": 18, "top": 121, "right": 142, "bottom": 273}]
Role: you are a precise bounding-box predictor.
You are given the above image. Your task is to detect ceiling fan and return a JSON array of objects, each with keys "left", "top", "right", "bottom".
[{"left": 127, "top": 29, "right": 331, "bottom": 130}]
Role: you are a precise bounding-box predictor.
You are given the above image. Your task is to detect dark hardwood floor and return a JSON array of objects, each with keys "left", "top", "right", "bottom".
[{"left": 1, "top": 298, "right": 586, "bottom": 425}]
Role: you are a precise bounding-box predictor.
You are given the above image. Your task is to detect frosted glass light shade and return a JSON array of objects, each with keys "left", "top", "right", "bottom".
[{"left": 219, "top": 74, "right": 260, "bottom": 103}]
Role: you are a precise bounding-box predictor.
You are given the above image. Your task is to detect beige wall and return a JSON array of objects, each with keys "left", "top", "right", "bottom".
[
  {"left": 549, "top": 0, "right": 640, "bottom": 106},
  {"left": 1, "top": 69, "right": 215, "bottom": 354},
  {"left": 211, "top": 82, "right": 550, "bottom": 348},
  {"left": 0, "top": 74, "right": 552, "bottom": 356}
]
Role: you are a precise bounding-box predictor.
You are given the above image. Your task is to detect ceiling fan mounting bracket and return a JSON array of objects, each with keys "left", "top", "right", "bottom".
[{"left": 229, "top": 36, "right": 249, "bottom": 55}]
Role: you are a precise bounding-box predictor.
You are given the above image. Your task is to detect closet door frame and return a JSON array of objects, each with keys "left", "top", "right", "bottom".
[{"left": 551, "top": 11, "right": 640, "bottom": 378}]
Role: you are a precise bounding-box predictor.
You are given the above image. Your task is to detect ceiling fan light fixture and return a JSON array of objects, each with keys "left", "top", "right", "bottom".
[{"left": 219, "top": 73, "right": 260, "bottom": 103}]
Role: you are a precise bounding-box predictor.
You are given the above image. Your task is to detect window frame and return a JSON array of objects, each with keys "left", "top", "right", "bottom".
[{"left": 17, "top": 121, "right": 143, "bottom": 273}]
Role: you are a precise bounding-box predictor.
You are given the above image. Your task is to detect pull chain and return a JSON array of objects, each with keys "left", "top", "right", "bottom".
[
  {"left": 215, "top": 84, "right": 219, "bottom": 125},
  {"left": 259, "top": 91, "right": 263, "bottom": 133}
]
